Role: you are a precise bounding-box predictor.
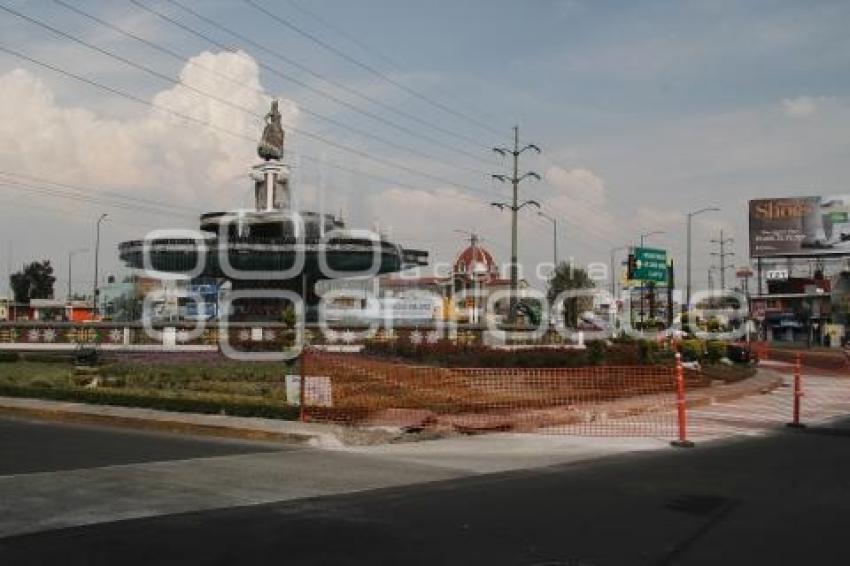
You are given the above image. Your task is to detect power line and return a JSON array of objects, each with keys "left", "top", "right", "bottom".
[
  {"left": 0, "top": 41, "right": 508, "bottom": 208},
  {"left": 51, "top": 0, "right": 488, "bottom": 177},
  {"left": 0, "top": 195, "right": 177, "bottom": 229},
  {"left": 281, "top": 0, "right": 404, "bottom": 77},
  {"left": 0, "top": 4, "right": 493, "bottom": 192},
  {"left": 239, "top": 0, "right": 503, "bottom": 137},
  {"left": 278, "top": 0, "right": 506, "bottom": 130},
  {"left": 132, "top": 0, "right": 494, "bottom": 161},
  {"left": 0, "top": 170, "right": 199, "bottom": 213},
  {"left": 0, "top": 180, "right": 198, "bottom": 220}
]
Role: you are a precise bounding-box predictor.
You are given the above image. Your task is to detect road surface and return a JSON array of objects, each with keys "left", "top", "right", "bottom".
[{"left": 1, "top": 415, "right": 849, "bottom": 564}]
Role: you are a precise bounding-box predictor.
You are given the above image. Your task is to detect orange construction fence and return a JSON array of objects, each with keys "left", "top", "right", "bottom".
[{"left": 298, "top": 352, "right": 710, "bottom": 439}]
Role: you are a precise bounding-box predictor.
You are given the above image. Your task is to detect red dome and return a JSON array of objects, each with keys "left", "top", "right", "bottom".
[{"left": 453, "top": 242, "right": 497, "bottom": 276}]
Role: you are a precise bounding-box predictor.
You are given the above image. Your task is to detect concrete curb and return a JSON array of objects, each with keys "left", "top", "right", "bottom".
[{"left": 0, "top": 396, "right": 357, "bottom": 446}]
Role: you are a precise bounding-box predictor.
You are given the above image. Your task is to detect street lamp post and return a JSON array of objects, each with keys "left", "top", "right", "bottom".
[
  {"left": 537, "top": 211, "right": 557, "bottom": 271},
  {"left": 492, "top": 126, "right": 541, "bottom": 324},
  {"left": 639, "top": 231, "right": 665, "bottom": 249},
  {"left": 68, "top": 247, "right": 89, "bottom": 300},
  {"left": 609, "top": 245, "right": 628, "bottom": 305},
  {"left": 93, "top": 213, "right": 108, "bottom": 317},
  {"left": 708, "top": 266, "right": 716, "bottom": 296},
  {"left": 685, "top": 207, "right": 720, "bottom": 316}
]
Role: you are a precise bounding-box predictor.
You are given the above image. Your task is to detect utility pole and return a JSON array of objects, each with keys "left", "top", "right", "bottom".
[
  {"left": 610, "top": 245, "right": 628, "bottom": 305},
  {"left": 710, "top": 229, "right": 735, "bottom": 291},
  {"left": 93, "top": 213, "right": 108, "bottom": 317},
  {"left": 685, "top": 207, "right": 720, "bottom": 315},
  {"left": 491, "top": 126, "right": 540, "bottom": 323},
  {"left": 68, "top": 248, "right": 89, "bottom": 301},
  {"left": 666, "top": 259, "right": 675, "bottom": 328}
]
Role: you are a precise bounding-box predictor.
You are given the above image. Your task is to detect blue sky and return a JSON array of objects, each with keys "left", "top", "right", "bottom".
[{"left": 1, "top": 0, "right": 849, "bottom": 295}]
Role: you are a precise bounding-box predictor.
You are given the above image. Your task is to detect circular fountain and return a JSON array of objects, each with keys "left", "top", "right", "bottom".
[{"left": 118, "top": 101, "right": 427, "bottom": 320}]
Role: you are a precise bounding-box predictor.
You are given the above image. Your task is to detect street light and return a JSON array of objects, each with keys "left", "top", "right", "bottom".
[
  {"left": 686, "top": 207, "right": 720, "bottom": 314},
  {"left": 67, "top": 247, "right": 89, "bottom": 301},
  {"left": 537, "top": 211, "right": 558, "bottom": 272},
  {"left": 609, "top": 245, "right": 629, "bottom": 302},
  {"left": 93, "top": 213, "right": 108, "bottom": 317},
  {"left": 638, "top": 230, "right": 665, "bottom": 248}
]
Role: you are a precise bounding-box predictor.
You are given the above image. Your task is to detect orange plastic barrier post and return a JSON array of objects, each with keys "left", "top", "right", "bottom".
[
  {"left": 671, "top": 352, "right": 695, "bottom": 448},
  {"left": 787, "top": 352, "right": 806, "bottom": 429},
  {"left": 299, "top": 346, "right": 307, "bottom": 422}
]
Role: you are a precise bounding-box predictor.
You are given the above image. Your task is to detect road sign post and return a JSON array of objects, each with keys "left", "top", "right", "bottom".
[
  {"left": 633, "top": 247, "right": 668, "bottom": 283},
  {"left": 631, "top": 247, "right": 668, "bottom": 325}
]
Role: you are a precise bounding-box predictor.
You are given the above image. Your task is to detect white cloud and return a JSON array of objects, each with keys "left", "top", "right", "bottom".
[
  {"left": 541, "top": 165, "right": 622, "bottom": 254},
  {"left": 782, "top": 96, "right": 818, "bottom": 117},
  {"left": 0, "top": 50, "right": 298, "bottom": 209},
  {"left": 544, "top": 166, "right": 607, "bottom": 206}
]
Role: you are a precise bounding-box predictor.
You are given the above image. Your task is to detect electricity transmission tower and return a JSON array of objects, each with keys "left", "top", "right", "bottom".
[
  {"left": 710, "top": 230, "right": 735, "bottom": 290},
  {"left": 491, "top": 126, "right": 541, "bottom": 323}
]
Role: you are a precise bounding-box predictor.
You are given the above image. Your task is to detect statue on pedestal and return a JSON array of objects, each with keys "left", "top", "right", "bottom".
[{"left": 258, "top": 100, "right": 285, "bottom": 161}]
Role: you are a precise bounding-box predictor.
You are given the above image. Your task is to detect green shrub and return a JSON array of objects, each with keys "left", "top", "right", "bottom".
[
  {"left": 0, "top": 352, "right": 20, "bottom": 363},
  {"left": 637, "top": 340, "right": 656, "bottom": 364},
  {"left": 610, "top": 333, "right": 635, "bottom": 344},
  {"left": 0, "top": 384, "right": 300, "bottom": 420},
  {"left": 680, "top": 339, "right": 704, "bottom": 363},
  {"left": 604, "top": 343, "right": 641, "bottom": 365},
  {"left": 281, "top": 305, "right": 296, "bottom": 327},
  {"left": 705, "top": 340, "right": 726, "bottom": 364},
  {"left": 20, "top": 352, "right": 74, "bottom": 364},
  {"left": 653, "top": 348, "right": 676, "bottom": 365},
  {"left": 586, "top": 340, "right": 606, "bottom": 365}
]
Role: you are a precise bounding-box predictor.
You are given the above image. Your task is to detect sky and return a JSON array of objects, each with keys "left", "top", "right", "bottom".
[{"left": 1, "top": 0, "right": 849, "bottom": 298}]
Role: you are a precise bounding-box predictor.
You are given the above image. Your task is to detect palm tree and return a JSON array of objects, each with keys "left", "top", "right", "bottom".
[{"left": 547, "top": 263, "right": 595, "bottom": 328}]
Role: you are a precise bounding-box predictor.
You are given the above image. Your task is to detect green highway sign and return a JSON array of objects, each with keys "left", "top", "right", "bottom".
[{"left": 633, "top": 247, "right": 668, "bottom": 283}]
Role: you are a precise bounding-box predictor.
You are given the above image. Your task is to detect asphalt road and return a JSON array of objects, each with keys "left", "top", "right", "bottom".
[
  {"left": 1, "top": 417, "right": 849, "bottom": 565},
  {"left": 0, "top": 417, "right": 285, "bottom": 474}
]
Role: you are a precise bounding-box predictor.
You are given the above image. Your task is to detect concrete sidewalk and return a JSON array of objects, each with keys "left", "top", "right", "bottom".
[{"left": 0, "top": 416, "right": 670, "bottom": 539}]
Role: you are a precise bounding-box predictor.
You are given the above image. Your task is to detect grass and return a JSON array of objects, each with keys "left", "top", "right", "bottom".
[
  {"left": 0, "top": 355, "right": 762, "bottom": 425},
  {"left": 0, "top": 360, "right": 299, "bottom": 420}
]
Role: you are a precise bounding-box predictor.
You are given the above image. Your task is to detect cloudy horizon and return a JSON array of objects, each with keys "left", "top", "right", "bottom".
[{"left": 2, "top": 0, "right": 849, "bottom": 297}]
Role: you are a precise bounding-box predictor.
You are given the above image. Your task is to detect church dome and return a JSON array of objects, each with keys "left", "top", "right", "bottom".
[{"left": 453, "top": 237, "right": 497, "bottom": 277}]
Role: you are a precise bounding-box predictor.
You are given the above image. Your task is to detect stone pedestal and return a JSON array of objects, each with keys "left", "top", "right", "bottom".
[{"left": 250, "top": 161, "right": 290, "bottom": 211}]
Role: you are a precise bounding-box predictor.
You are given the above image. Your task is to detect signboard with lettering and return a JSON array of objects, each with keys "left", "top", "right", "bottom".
[
  {"left": 749, "top": 196, "right": 850, "bottom": 257},
  {"left": 765, "top": 269, "right": 789, "bottom": 281},
  {"left": 633, "top": 247, "right": 668, "bottom": 283},
  {"left": 285, "top": 375, "right": 333, "bottom": 407}
]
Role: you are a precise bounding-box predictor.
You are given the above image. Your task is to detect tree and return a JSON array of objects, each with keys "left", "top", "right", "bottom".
[
  {"left": 9, "top": 260, "right": 56, "bottom": 304},
  {"left": 109, "top": 294, "right": 143, "bottom": 322},
  {"left": 547, "top": 263, "right": 596, "bottom": 328}
]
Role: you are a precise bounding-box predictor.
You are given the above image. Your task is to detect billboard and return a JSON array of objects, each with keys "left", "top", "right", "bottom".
[{"left": 749, "top": 195, "right": 850, "bottom": 257}]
